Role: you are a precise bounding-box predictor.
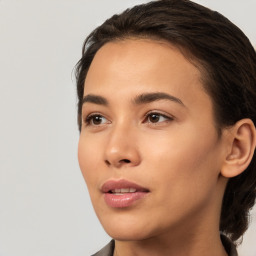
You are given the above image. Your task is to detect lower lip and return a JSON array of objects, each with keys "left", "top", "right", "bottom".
[{"left": 104, "top": 192, "right": 148, "bottom": 208}]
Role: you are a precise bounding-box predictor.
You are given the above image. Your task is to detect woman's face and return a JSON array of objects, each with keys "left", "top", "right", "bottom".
[{"left": 78, "top": 39, "right": 228, "bottom": 241}]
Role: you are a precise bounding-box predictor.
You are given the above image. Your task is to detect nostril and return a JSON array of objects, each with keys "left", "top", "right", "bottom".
[
  {"left": 104, "top": 158, "right": 132, "bottom": 167},
  {"left": 121, "top": 159, "right": 131, "bottom": 163},
  {"left": 105, "top": 160, "right": 111, "bottom": 166}
]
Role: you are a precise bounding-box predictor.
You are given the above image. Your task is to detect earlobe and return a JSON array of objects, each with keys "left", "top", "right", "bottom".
[{"left": 221, "top": 119, "right": 256, "bottom": 178}]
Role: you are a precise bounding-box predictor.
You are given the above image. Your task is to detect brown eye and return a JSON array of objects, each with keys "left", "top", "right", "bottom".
[
  {"left": 148, "top": 113, "right": 160, "bottom": 123},
  {"left": 92, "top": 116, "right": 103, "bottom": 125},
  {"left": 146, "top": 112, "right": 173, "bottom": 124},
  {"left": 85, "top": 115, "right": 108, "bottom": 126}
]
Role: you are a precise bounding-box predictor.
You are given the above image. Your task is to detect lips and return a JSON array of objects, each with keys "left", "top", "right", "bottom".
[{"left": 101, "top": 179, "right": 149, "bottom": 208}]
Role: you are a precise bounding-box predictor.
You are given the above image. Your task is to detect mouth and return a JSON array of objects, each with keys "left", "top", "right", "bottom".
[
  {"left": 109, "top": 188, "right": 138, "bottom": 194},
  {"left": 101, "top": 179, "right": 150, "bottom": 208}
]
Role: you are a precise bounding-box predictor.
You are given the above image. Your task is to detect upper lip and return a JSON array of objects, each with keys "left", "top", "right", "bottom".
[{"left": 101, "top": 179, "right": 149, "bottom": 193}]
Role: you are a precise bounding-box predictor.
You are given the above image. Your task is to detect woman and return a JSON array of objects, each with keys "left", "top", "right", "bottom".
[{"left": 75, "top": 0, "right": 256, "bottom": 255}]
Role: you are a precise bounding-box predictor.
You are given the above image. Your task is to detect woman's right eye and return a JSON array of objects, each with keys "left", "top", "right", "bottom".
[{"left": 85, "top": 114, "right": 109, "bottom": 126}]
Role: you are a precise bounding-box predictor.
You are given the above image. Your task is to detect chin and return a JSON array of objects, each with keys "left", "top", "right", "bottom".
[
  {"left": 98, "top": 214, "right": 156, "bottom": 241},
  {"left": 105, "top": 227, "right": 153, "bottom": 241}
]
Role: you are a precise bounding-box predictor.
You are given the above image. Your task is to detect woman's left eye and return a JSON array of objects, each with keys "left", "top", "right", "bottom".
[{"left": 145, "top": 112, "right": 173, "bottom": 124}]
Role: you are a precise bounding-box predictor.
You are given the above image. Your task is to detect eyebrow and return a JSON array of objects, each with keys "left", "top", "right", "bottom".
[
  {"left": 82, "top": 94, "right": 108, "bottom": 105},
  {"left": 82, "top": 92, "right": 185, "bottom": 107},
  {"left": 134, "top": 92, "right": 185, "bottom": 106}
]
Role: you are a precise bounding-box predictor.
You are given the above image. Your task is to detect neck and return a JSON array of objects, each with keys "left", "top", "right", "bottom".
[{"left": 114, "top": 229, "right": 228, "bottom": 256}]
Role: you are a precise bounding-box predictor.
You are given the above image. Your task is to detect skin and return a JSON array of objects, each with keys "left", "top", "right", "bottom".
[{"left": 78, "top": 39, "right": 231, "bottom": 256}]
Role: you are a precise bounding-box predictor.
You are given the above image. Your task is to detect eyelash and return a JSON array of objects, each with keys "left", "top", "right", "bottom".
[
  {"left": 84, "top": 113, "right": 108, "bottom": 126},
  {"left": 83, "top": 111, "right": 174, "bottom": 127},
  {"left": 143, "top": 111, "right": 174, "bottom": 124}
]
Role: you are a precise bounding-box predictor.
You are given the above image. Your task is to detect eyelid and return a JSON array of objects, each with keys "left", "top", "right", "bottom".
[
  {"left": 83, "top": 112, "right": 110, "bottom": 127},
  {"left": 144, "top": 110, "right": 174, "bottom": 119},
  {"left": 143, "top": 110, "right": 175, "bottom": 124}
]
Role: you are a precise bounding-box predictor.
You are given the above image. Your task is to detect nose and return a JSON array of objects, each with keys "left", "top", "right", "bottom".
[{"left": 104, "top": 124, "right": 141, "bottom": 168}]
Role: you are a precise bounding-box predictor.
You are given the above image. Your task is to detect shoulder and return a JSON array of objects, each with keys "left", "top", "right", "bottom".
[{"left": 92, "top": 240, "right": 115, "bottom": 256}]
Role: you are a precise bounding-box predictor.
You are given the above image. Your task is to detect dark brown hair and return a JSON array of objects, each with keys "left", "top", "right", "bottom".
[{"left": 75, "top": 0, "right": 256, "bottom": 243}]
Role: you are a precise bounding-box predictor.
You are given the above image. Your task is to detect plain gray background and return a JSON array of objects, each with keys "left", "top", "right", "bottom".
[{"left": 0, "top": 0, "right": 255, "bottom": 255}]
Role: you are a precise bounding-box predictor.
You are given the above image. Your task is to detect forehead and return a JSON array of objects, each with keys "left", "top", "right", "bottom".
[
  {"left": 85, "top": 39, "right": 202, "bottom": 92},
  {"left": 84, "top": 39, "right": 208, "bottom": 102}
]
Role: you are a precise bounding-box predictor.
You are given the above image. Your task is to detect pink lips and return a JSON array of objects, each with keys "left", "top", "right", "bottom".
[{"left": 101, "top": 179, "right": 149, "bottom": 208}]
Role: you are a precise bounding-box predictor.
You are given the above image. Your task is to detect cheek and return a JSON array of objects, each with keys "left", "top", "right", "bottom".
[
  {"left": 140, "top": 124, "right": 220, "bottom": 188},
  {"left": 139, "top": 132, "right": 221, "bottom": 224}
]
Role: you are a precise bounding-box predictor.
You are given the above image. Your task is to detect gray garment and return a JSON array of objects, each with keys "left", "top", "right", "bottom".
[
  {"left": 92, "top": 240, "right": 114, "bottom": 256},
  {"left": 92, "top": 235, "right": 238, "bottom": 256}
]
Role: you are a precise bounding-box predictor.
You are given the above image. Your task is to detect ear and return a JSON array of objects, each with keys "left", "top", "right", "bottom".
[{"left": 221, "top": 119, "right": 256, "bottom": 178}]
